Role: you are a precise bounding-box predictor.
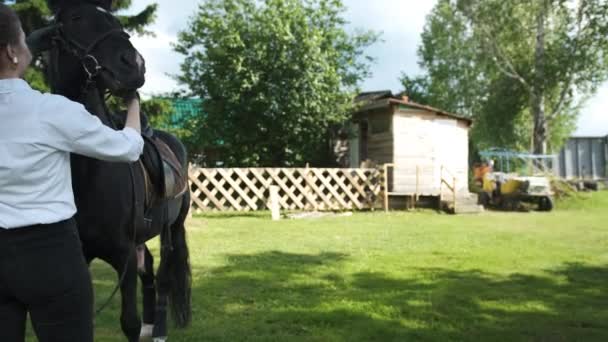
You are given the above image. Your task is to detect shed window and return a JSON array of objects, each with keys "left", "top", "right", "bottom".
[{"left": 370, "top": 117, "right": 391, "bottom": 134}]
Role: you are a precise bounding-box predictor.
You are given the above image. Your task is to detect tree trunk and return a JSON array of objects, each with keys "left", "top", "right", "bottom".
[
  {"left": 532, "top": 0, "right": 548, "bottom": 155},
  {"left": 532, "top": 93, "right": 548, "bottom": 155}
]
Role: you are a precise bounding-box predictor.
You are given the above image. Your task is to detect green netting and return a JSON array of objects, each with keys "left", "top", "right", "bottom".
[{"left": 168, "top": 98, "right": 203, "bottom": 126}]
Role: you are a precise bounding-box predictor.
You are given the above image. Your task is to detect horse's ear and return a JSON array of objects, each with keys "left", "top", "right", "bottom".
[
  {"left": 46, "top": 0, "right": 63, "bottom": 14},
  {"left": 92, "top": 0, "right": 113, "bottom": 10}
]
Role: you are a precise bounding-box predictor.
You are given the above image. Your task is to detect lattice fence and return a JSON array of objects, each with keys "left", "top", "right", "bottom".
[{"left": 188, "top": 167, "right": 384, "bottom": 212}]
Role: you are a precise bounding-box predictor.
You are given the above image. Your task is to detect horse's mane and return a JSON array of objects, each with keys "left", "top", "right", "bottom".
[{"left": 48, "top": 0, "right": 112, "bottom": 13}]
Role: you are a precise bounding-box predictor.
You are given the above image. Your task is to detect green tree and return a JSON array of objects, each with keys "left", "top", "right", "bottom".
[
  {"left": 402, "top": 0, "right": 608, "bottom": 154},
  {"left": 174, "top": 0, "right": 378, "bottom": 167},
  {"left": 399, "top": 75, "right": 432, "bottom": 105}
]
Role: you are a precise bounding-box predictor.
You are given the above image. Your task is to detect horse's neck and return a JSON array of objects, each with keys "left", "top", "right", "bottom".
[{"left": 80, "top": 86, "right": 114, "bottom": 127}]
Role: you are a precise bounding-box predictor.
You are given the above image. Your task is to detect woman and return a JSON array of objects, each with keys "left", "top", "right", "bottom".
[{"left": 0, "top": 4, "right": 144, "bottom": 341}]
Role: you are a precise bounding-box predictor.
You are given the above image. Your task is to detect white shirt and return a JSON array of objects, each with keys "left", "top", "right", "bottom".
[{"left": 0, "top": 78, "right": 144, "bottom": 229}]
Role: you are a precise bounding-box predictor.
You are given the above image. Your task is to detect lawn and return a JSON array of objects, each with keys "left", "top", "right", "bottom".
[{"left": 41, "top": 192, "right": 608, "bottom": 341}]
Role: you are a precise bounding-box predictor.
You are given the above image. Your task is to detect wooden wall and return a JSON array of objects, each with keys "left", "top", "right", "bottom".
[{"left": 392, "top": 107, "right": 469, "bottom": 197}]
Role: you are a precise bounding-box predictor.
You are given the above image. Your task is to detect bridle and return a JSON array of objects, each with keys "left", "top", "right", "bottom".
[{"left": 51, "top": 5, "right": 131, "bottom": 85}]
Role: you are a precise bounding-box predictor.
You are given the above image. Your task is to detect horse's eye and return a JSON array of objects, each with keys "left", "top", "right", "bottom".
[{"left": 71, "top": 15, "right": 82, "bottom": 21}]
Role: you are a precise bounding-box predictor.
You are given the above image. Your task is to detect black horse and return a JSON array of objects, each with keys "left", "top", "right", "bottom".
[{"left": 28, "top": 1, "right": 192, "bottom": 341}]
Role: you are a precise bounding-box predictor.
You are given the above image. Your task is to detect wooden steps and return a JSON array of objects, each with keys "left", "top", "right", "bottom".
[{"left": 442, "top": 193, "right": 484, "bottom": 215}]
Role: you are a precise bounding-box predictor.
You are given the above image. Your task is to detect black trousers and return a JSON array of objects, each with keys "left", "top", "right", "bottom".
[{"left": 0, "top": 218, "right": 93, "bottom": 342}]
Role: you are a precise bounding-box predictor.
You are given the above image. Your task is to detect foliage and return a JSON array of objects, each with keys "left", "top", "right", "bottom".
[
  {"left": 32, "top": 191, "right": 608, "bottom": 341},
  {"left": 141, "top": 96, "right": 201, "bottom": 150},
  {"left": 174, "top": 0, "right": 379, "bottom": 167},
  {"left": 402, "top": 0, "right": 608, "bottom": 154},
  {"left": 399, "top": 74, "right": 431, "bottom": 105},
  {"left": 105, "top": 94, "right": 199, "bottom": 153},
  {"left": 141, "top": 96, "right": 174, "bottom": 128},
  {"left": 4, "top": 0, "right": 157, "bottom": 91}
]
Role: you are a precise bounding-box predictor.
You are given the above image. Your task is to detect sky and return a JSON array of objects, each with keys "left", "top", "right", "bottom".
[{"left": 127, "top": 0, "right": 608, "bottom": 137}]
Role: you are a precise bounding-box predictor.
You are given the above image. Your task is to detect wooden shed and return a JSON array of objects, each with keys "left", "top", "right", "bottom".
[{"left": 349, "top": 91, "right": 474, "bottom": 209}]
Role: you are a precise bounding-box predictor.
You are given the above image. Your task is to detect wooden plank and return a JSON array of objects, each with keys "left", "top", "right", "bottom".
[
  {"left": 354, "top": 168, "right": 376, "bottom": 191},
  {"left": 300, "top": 169, "right": 334, "bottom": 209},
  {"left": 249, "top": 168, "right": 272, "bottom": 189},
  {"left": 199, "top": 169, "right": 243, "bottom": 211},
  {"left": 266, "top": 169, "right": 305, "bottom": 209},
  {"left": 285, "top": 169, "right": 318, "bottom": 209},
  {"left": 190, "top": 191, "right": 208, "bottom": 211},
  {"left": 263, "top": 169, "right": 292, "bottom": 209},
  {"left": 217, "top": 169, "right": 258, "bottom": 211},
  {"left": 384, "top": 164, "right": 390, "bottom": 212},
  {"left": 311, "top": 169, "right": 349, "bottom": 209},
  {"left": 329, "top": 169, "right": 362, "bottom": 209},
  {"left": 189, "top": 173, "right": 224, "bottom": 210},
  {"left": 233, "top": 168, "right": 266, "bottom": 202}
]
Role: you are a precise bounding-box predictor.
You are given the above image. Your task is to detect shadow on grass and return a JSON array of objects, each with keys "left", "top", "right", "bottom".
[
  {"left": 88, "top": 253, "right": 608, "bottom": 341},
  {"left": 188, "top": 253, "right": 608, "bottom": 341}
]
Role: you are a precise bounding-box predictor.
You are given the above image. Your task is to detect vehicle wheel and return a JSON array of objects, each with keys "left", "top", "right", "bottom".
[
  {"left": 538, "top": 196, "right": 554, "bottom": 212},
  {"left": 478, "top": 192, "right": 490, "bottom": 207}
]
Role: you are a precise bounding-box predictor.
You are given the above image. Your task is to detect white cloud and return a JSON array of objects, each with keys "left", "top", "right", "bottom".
[
  {"left": 130, "top": 31, "right": 183, "bottom": 96},
  {"left": 575, "top": 83, "right": 608, "bottom": 136},
  {"left": 126, "top": 1, "right": 194, "bottom": 96},
  {"left": 344, "top": 0, "right": 436, "bottom": 92},
  {"left": 127, "top": 0, "right": 436, "bottom": 95}
]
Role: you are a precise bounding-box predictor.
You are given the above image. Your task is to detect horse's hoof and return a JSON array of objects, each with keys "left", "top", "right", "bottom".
[
  {"left": 140, "top": 324, "right": 154, "bottom": 338},
  {"left": 153, "top": 337, "right": 167, "bottom": 342}
]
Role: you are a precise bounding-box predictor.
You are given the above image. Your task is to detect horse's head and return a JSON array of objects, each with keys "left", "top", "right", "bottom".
[{"left": 28, "top": 0, "right": 145, "bottom": 99}]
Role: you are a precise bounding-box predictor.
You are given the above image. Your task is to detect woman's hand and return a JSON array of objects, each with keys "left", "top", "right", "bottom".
[{"left": 124, "top": 92, "right": 141, "bottom": 134}]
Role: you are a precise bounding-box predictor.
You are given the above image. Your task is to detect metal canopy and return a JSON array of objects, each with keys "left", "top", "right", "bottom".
[{"left": 479, "top": 148, "right": 558, "bottom": 175}]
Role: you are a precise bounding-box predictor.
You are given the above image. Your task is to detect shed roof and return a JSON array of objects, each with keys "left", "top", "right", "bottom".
[{"left": 354, "top": 91, "right": 473, "bottom": 126}]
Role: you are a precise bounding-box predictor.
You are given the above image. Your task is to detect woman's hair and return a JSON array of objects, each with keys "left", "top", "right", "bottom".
[{"left": 0, "top": 4, "right": 21, "bottom": 48}]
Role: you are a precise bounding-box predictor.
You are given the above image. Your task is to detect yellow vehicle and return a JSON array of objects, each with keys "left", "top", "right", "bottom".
[
  {"left": 476, "top": 149, "right": 555, "bottom": 212},
  {"left": 478, "top": 172, "right": 554, "bottom": 211}
]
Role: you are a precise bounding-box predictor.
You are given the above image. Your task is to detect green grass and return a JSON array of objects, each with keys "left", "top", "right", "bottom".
[{"left": 31, "top": 192, "right": 608, "bottom": 341}]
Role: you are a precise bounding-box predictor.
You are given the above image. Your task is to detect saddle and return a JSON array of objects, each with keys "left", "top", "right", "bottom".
[
  {"left": 114, "top": 114, "right": 187, "bottom": 209},
  {"left": 135, "top": 120, "right": 188, "bottom": 271},
  {"left": 140, "top": 134, "right": 188, "bottom": 207}
]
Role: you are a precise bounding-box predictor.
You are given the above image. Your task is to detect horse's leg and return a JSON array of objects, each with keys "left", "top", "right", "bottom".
[
  {"left": 152, "top": 235, "right": 171, "bottom": 342},
  {"left": 139, "top": 245, "right": 156, "bottom": 338},
  {"left": 106, "top": 246, "right": 141, "bottom": 342},
  {"left": 153, "top": 195, "right": 193, "bottom": 341}
]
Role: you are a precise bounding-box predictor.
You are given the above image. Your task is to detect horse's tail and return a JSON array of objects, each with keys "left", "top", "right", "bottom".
[{"left": 164, "top": 190, "right": 192, "bottom": 328}]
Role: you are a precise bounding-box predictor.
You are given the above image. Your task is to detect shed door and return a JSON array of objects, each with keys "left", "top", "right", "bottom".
[
  {"left": 392, "top": 115, "right": 438, "bottom": 195},
  {"left": 434, "top": 119, "right": 467, "bottom": 195}
]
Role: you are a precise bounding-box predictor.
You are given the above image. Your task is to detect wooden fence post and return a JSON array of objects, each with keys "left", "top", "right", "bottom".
[
  {"left": 415, "top": 165, "right": 421, "bottom": 207},
  {"left": 383, "top": 164, "right": 389, "bottom": 213},
  {"left": 269, "top": 185, "right": 281, "bottom": 220},
  {"left": 452, "top": 177, "right": 457, "bottom": 211}
]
